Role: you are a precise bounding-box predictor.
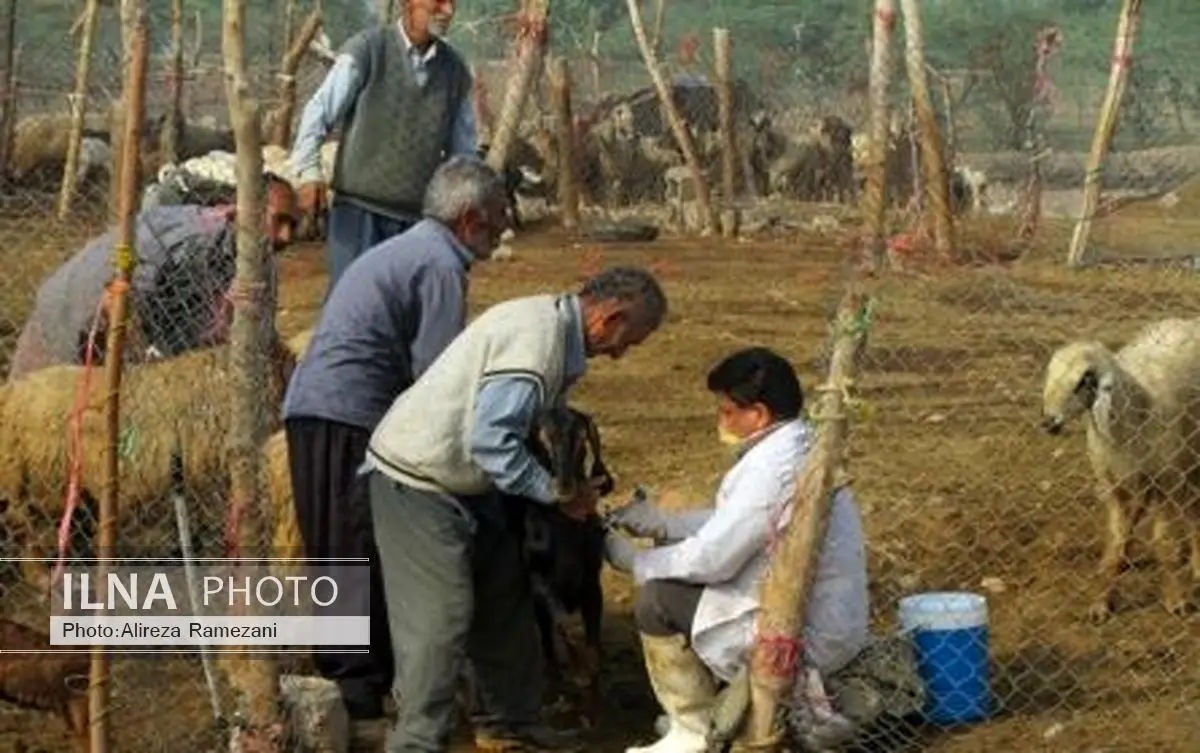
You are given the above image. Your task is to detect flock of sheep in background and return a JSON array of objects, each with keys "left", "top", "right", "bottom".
[
  {"left": 2, "top": 73, "right": 995, "bottom": 233},
  {"left": 474, "top": 76, "right": 993, "bottom": 225}
]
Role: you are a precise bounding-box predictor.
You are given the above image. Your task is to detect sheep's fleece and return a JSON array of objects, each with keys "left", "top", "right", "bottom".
[
  {"left": 7, "top": 205, "right": 276, "bottom": 382},
  {"left": 141, "top": 147, "right": 298, "bottom": 209}
]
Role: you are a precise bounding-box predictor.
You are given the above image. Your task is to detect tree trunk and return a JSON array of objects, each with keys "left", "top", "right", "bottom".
[{"left": 222, "top": 0, "right": 281, "bottom": 745}]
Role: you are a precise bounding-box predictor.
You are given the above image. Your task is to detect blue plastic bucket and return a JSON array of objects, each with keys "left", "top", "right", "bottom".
[{"left": 898, "top": 591, "right": 991, "bottom": 725}]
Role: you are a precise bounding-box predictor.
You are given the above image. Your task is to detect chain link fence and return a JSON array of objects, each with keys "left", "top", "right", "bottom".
[{"left": 0, "top": 0, "right": 1198, "bottom": 751}]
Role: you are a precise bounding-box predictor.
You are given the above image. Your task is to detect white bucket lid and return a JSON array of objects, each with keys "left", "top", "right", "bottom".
[{"left": 898, "top": 591, "right": 989, "bottom": 631}]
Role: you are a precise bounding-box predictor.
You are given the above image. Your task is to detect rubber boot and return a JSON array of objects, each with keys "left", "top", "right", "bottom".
[{"left": 625, "top": 633, "right": 716, "bottom": 753}]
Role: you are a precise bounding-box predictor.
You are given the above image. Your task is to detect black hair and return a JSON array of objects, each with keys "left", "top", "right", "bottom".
[{"left": 705, "top": 346, "right": 803, "bottom": 420}]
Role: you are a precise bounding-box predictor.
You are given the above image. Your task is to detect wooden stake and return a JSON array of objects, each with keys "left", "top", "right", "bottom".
[
  {"left": 859, "top": 0, "right": 896, "bottom": 272},
  {"left": 650, "top": 0, "right": 667, "bottom": 58},
  {"left": 470, "top": 66, "right": 495, "bottom": 147},
  {"left": 712, "top": 27, "right": 737, "bottom": 238},
  {"left": 269, "top": 8, "right": 322, "bottom": 146},
  {"left": 741, "top": 289, "right": 872, "bottom": 749},
  {"left": 625, "top": 0, "right": 718, "bottom": 235},
  {"left": 1066, "top": 0, "right": 1143, "bottom": 268},
  {"left": 90, "top": 11, "right": 149, "bottom": 753},
  {"left": 223, "top": 0, "right": 281, "bottom": 744},
  {"left": 0, "top": 0, "right": 19, "bottom": 179},
  {"left": 0, "top": 44, "right": 18, "bottom": 180},
  {"left": 160, "top": 0, "right": 185, "bottom": 165},
  {"left": 547, "top": 56, "right": 578, "bottom": 231},
  {"left": 589, "top": 31, "right": 601, "bottom": 98},
  {"left": 56, "top": 0, "right": 101, "bottom": 219},
  {"left": 281, "top": 0, "right": 295, "bottom": 58},
  {"left": 898, "top": 0, "right": 954, "bottom": 258},
  {"left": 484, "top": 0, "right": 550, "bottom": 172}
]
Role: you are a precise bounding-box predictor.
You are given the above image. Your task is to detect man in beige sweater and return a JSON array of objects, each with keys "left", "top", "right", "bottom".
[{"left": 364, "top": 266, "right": 668, "bottom": 751}]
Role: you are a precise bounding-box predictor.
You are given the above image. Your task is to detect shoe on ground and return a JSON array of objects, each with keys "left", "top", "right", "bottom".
[
  {"left": 348, "top": 717, "right": 389, "bottom": 753},
  {"left": 474, "top": 723, "right": 582, "bottom": 751}
]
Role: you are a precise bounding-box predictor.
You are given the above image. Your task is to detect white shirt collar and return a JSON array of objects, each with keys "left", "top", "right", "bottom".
[{"left": 397, "top": 20, "right": 439, "bottom": 64}]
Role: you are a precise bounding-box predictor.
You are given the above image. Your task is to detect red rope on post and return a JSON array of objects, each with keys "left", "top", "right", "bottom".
[
  {"left": 515, "top": 11, "right": 549, "bottom": 44},
  {"left": 754, "top": 634, "right": 804, "bottom": 680}
]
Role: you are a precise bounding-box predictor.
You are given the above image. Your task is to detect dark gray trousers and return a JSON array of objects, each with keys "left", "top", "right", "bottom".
[
  {"left": 634, "top": 579, "right": 704, "bottom": 637},
  {"left": 369, "top": 472, "right": 545, "bottom": 752},
  {"left": 325, "top": 199, "right": 415, "bottom": 300}
]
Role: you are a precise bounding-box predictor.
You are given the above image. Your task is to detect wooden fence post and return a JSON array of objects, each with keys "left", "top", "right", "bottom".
[
  {"left": 547, "top": 56, "right": 579, "bottom": 232},
  {"left": 625, "top": 0, "right": 719, "bottom": 236},
  {"left": 860, "top": 0, "right": 897, "bottom": 272},
  {"left": 484, "top": 0, "right": 550, "bottom": 172},
  {"left": 1066, "top": 0, "right": 1143, "bottom": 268},
  {"left": 898, "top": 0, "right": 955, "bottom": 259},
  {"left": 223, "top": 0, "right": 281, "bottom": 745},
  {"left": 57, "top": 0, "right": 101, "bottom": 219},
  {"left": 713, "top": 27, "right": 738, "bottom": 238},
  {"left": 90, "top": 11, "right": 149, "bottom": 753}
]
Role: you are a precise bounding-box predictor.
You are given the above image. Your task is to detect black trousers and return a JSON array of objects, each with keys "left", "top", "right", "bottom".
[
  {"left": 285, "top": 416, "right": 395, "bottom": 720},
  {"left": 634, "top": 579, "right": 704, "bottom": 637}
]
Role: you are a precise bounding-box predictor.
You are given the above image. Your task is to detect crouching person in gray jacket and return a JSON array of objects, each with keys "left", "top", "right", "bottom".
[{"left": 363, "top": 266, "right": 669, "bottom": 751}]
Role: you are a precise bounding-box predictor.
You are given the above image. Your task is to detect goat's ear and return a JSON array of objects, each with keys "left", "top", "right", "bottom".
[{"left": 1075, "top": 367, "right": 1100, "bottom": 408}]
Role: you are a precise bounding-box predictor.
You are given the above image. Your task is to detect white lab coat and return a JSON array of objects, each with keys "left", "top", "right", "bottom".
[{"left": 632, "top": 418, "right": 870, "bottom": 682}]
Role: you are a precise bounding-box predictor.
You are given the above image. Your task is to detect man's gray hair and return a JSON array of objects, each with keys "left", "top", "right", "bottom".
[
  {"left": 422, "top": 155, "right": 507, "bottom": 226},
  {"left": 578, "top": 266, "right": 669, "bottom": 328}
]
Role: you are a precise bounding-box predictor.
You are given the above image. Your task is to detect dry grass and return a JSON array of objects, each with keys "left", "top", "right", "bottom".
[{"left": 1, "top": 203, "right": 1198, "bottom": 751}]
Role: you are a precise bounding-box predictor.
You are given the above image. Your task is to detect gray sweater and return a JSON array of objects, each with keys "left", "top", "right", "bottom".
[
  {"left": 282, "top": 219, "right": 472, "bottom": 431},
  {"left": 331, "top": 25, "right": 471, "bottom": 219}
]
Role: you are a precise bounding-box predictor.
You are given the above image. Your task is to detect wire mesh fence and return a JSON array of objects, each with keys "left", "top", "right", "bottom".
[{"left": 0, "top": 0, "right": 1197, "bottom": 751}]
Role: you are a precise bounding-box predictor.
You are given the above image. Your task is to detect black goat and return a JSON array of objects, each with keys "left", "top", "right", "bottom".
[
  {"left": 475, "top": 143, "right": 525, "bottom": 230},
  {"left": 501, "top": 406, "right": 613, "bottom": 725}
]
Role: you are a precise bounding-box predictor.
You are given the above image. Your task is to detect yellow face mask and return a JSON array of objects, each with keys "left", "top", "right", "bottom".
[{"left": 717, "top": 425, "right": 743, "bottom": 446}]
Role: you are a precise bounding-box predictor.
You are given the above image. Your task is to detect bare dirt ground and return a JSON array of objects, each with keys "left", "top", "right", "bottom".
[{"left": 1, "top": 198, "right": 1198, "bottom": 752}]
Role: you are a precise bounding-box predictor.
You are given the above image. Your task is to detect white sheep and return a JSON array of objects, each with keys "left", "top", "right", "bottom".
[
  {"left": 76, "top": 136, "right": 112, "bottom": 185},
  {"left": 8, "top": 113, "right": 109, "bottom": 187},
  {"left": 949, "top": 164, "right": 989, "bottom": 215},
  {"left": 262, "top": 142, "right": 339, "bottom": 187},
  {"left": 1041, "top": 317, "right": 1200, "bottom": 622}
]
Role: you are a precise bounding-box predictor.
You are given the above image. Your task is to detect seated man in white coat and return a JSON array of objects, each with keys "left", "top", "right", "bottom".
[{"left": 603, "top": 346, "right": 871, "bottom": 753}]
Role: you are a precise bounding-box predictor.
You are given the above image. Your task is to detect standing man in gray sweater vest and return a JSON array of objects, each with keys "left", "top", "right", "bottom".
[
  {"left": 281, "top": 155, "right": 509, "bottom": 751},
  {"left": 291, "top": 0, "right": 477, "bottom": 299},
  {"left": 364, "top": 267, "right": 669, "bottom": 752}
]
